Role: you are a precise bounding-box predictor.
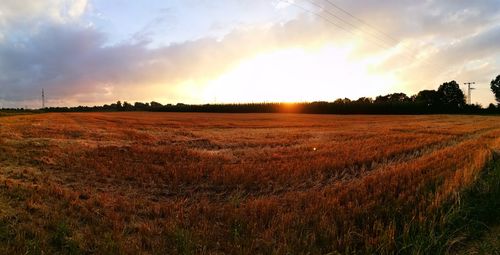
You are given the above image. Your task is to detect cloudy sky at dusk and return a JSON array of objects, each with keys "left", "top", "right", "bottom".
[{"left": 0, "top": 0, "right": 499, "bottom": 108}]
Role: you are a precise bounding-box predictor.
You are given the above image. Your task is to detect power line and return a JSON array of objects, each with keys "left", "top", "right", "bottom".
[
  {"left": 283, "top": 0, "right": 447, "bottom": 73},
  {"left": 318, "top": 0, "right": 448, "bottom": 71},
  {"left": 280, "top": 0, "right": 402, "bottom": 53},
  {"left": 304, "top": 0, "right": 399, "bottom": 49},
  {"left": 306, "top": 0, "right": 426, "bottom": 63},
  {"left": 280, "top": 0, "right": 418, "bottom": 65},
  {"left": 281, "top": 1, "right": 355, "bottom": 34},
  {"left": 320, "top": 0, "right": 402, "bottom": 45}
]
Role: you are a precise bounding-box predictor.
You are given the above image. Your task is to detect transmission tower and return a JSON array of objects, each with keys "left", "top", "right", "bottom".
[
  {"left": 464, "top": 82, "right": 475, "bottom": 105},
  {"left": 42, "top": 88, "right": 45, "bottom": 109}
]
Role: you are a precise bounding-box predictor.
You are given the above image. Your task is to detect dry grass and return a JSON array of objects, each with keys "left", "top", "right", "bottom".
[{"left": 0, "top": 112, "right": 499, "bottom": 254}]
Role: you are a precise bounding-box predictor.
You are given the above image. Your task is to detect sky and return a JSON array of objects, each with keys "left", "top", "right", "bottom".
[{"left": 0, "top": 0, "right": 499, "bottom": 108}]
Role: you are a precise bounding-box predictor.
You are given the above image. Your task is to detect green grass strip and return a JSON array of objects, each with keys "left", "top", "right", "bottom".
[{"left": 396, "top": 153, "right": 500, "bottom": 254}]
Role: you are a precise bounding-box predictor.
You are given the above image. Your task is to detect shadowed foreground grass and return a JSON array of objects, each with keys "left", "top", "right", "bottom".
[
  {"left": 457, "top": 155, "right": 500, "bottom": 255},
  {"left": 396, "top": 153, "right": 500, "bottom": 254},
  {"left": 464, "top": 226, "right": 500, "bottom": 255}
]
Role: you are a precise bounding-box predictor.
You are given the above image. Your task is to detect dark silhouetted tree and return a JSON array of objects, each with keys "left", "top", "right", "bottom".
[
  {"left": 150, "top": 101, "right": 163, "bottom": 108},
  {"left": 123, "top": 101, "right": 134, "bottom": 110},
  {"left": 334, "top": 98, "right": 352, "bottom": 104},
  {"left": 134, "top": 102, "right": 149, "bottom": 110},
  {"left": 415, "top": 90, "right": 440, "bottom": 107},
  {"left": 437, "top": 81, "right": 466, "bottom": 108},
  {"left": 390, "top": 93, "right": 411, "bottom": 103},
  {"left": 491, "top": 75, "right": 500, "bottom": 104},
  {"left": 355, "top": 97, "right": 373, "bottom": 104},
  {"left": 110, "top": 101, "right": 122, "bottom": 110},
  {"left": 487, "top": 103, "right": 496, "bottom": 111},
  {"left": 374, "top": 95, "right": 388, "bottom": 104},
  {"left": 375, "top": 93, "right": 410, "bottom": 103}
]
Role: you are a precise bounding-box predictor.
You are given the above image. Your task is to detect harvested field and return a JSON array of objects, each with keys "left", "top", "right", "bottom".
[{"left": 0, "top": 112, "right": 499, "bottom": 254}]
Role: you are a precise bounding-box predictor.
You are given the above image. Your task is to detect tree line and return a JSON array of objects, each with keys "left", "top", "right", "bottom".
[{"left": 3, "top": 76, "right": 500, "bottom": 115}]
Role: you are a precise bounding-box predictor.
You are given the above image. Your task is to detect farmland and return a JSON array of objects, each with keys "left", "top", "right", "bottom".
[{"left": 0, "top": 112, "right": 499, "bottom": 254}]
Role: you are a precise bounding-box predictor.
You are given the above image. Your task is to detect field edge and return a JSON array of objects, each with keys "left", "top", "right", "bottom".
[{"left": 396, "top": 151, "right": 500, "bottom": 254}]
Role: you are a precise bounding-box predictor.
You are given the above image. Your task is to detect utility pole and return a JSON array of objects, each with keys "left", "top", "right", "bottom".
[
  {"left": 464, "top": 82, "right": 475, "bottom": 105},
  {"left": 42, "top": 88, "right": 45, "bottom": 109}
]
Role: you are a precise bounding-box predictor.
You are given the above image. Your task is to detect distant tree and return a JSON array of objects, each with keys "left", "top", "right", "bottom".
[
  {"left": 375, "top": 93, "right": 410, "bottom": 104},
  {"left": 134, "top": 102, "right": 149, "bottom": 110},
  {"left": 391, "top": 93, "right": 411, "bottom": 103},
  {"left": 374, "top": 95, "right": 388, "bottom": 103},
  {"left": 342, "top": 98, "right": 352, "bottom": 104},
  {"left": 466, "top": 103, "right": 483, "bottom": 112},
  {"left": 415, "top": 90, "right": 440, "bottom": 107},
  {"left": 355, "top": 97, "right": 373, "bottom": 104},
  {"left": 491, "top": 75, "right": 500, "bottom": 104},
  {"left": 410, "top": 94, "right": 417, "bottom": 102},
  {"left": 437, "top": 81, "right": 466, "bottom": 108},
  {"left": 487, "top": 103, "right": 497, "bottom": 113},
  {"left": 334, "top": 98, "right": 351, "bottom": 104},
  {"left": 123, "top": 101, "right": 134, "bottom": 110},
  {"left": 109, "top": 101, "right": 122, "bottom": 110},
  {"left": 150, "top": 101, "right": 163, "bottom": 108}
]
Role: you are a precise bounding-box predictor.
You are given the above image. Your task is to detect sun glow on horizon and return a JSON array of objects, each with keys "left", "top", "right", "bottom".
[{"left": 187, "top": 44, "right": 398, "bottom": 103}]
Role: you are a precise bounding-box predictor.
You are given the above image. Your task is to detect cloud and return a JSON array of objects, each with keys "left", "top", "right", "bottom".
[
  {"left": 0, "top": 0, "right": 499, "bottom": 107},
  {"left": 324, "top": 0, "right": 500, "bottom": 100},
  {"left": 0, "top": 13, "right": 337, "bottom": 106},
  {"left": 0, "top": 0, "right": 88, "bottom": 27}
]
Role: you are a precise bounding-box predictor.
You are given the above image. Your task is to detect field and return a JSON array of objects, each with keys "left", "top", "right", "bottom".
[{"left": 0, "top": 112, "right": 499, "bottom": 254}]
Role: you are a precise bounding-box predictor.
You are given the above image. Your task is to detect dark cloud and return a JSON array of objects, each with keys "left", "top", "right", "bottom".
[{"left": 0, "top": 15, "right": 334, "bottom": 106}]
